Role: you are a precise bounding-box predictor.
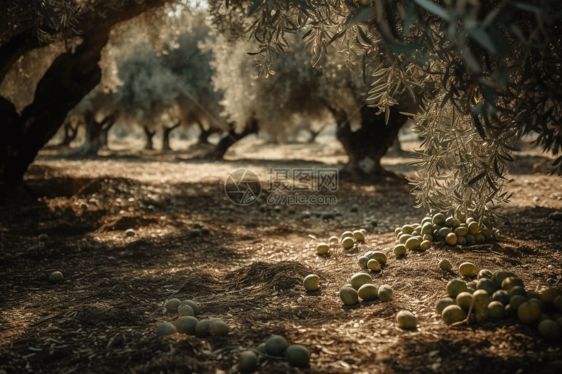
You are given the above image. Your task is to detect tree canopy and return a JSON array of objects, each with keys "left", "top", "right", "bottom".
[{"left": 207, "top": 0, "right": 562, "bottom": 225}]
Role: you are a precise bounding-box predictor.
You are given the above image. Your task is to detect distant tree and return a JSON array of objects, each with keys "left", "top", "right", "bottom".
[
  {"left": 208, "top": 32, "right": 416, "bottom": 174},
  {"left": 162, "top": 19, "right": 228, "bottom": 147},
  {"left": 70, "top": 86, "right": 117, "bottom": 156},
  {"left": 109, "top": 11, "right": 226, "bottom": 151},
  {"left": 113, "top": 46, "right": 182, "bottom": 150}
]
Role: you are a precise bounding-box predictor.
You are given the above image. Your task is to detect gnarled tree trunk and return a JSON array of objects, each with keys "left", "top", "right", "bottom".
[
  {"left": 143, "top": 126, "right": 156, "bottom": 150},
  {"left": 99, "top": 118, "right": 116, "bottom": 150},
  {"left": 72, "top": 113, "right": 115, "bottom": 156},
  {"left": 0, "top": 0, "right": 169, "bottom": 184},
  {"left": 162, "top": 121, "right": 180, "bottom": 151},
  {"left": 201, "top": 119, "right": 258, "bottom": 159},
  {"left": 307, "top": 123, "right": 328, "bottom": 143},
  {"left": 326, "top": 104, "right": 409, "bottom": 178},
  {"left": 58, "top": 121, "right": 79, "bottom": 147},
  {"left": 197, "top": 121, "right": 220, "bottom": 145},
  {"left": 0, "top": 34, "right": 109, "bottom": 183}
]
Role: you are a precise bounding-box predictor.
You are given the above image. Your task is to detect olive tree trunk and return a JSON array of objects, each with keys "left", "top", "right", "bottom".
[
  {"left": 307, "top": 123, "right": 328, "bottom": 143},
  {"left": 162, "top": 121, "right": 181, "bottom": 151},
  {"left": 99, "top": 118, "right": 116, "bottom": 150},
  {"left": 71, "top": 113, "right": 115, "bottom": 156},
  {"left": 326, "top": 104, "right": 409, "bottom": 178},
  {"left": 143, "top": 126, "right": 156, "bottom": 150},
  {"left": 196, "top": 121, "right": 221, "bottom": 145},
  {"left": 200, "top": 119, "right": 258, "bottom": 159},
  {"left": 58, "top": 121, "right": 79, "bottom": 147}
]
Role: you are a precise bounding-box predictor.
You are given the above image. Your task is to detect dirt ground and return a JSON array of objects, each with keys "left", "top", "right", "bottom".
[{"left": 1, "top": 139, "right": 562, "bottom": 374}]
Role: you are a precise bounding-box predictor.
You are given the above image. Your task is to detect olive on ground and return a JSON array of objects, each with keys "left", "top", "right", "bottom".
[
  {"left": 501, "top": 277, "right": 524, "bottom": 291},
  {"left": 351, "top": 273, "right": 373, "bottom": 290},
  {"left": 342, "top": 237, "right": 355, "bottom": 249},
  {"left": 353, "top": 230, "right": 365, "bottom": 241},
  {"left": 340, "top": 287, "right": 359, "bottom": 306},
  {"left": 303, "top": 274, "right": 320, "bottom": 291},
  {"left": 508, "top": 286, "right": 526, "bottom": 298},
  {"left": 175, "top": 316, "right": 198, "bottom": 335},
  {"left": 378, "top": 285, "right": 393, "bottom": 301},
  {"left": 405, "top": 237, "right": 421, "bottom": 250},
  {"left": 358, "top": 256, "right": 369, "bottom": 269},
  {"left": 49, "top": 271, "right": 64, "bottom": 284},
  {"left": 368, "top": 259, "right": 381, "bottom": 271},
  {"left": 394, "top": 245, "right": 406, "bottom": 256},
  {"left": 447, "top": 279, "right": 468, "bottom": 298},
  {"left": 396, "top": 310, "right": 417, "bottom": 329},
  {"left": 265, "top": 335, "right": 289, "bottom": 356},
  {"left": 285, "top": 345, "right": 310, "bottom": 368},
  {"left": 195, "top": 319, "right": 213, "bottom": 337},
  {"left": 358, "top": 284, "right": 378, "bottom": 301},
  {"left": 156, "top": 322, "right": 177, "bottom": 336},
  {"left": 317, "top": 243, "right": 330, "bottom": 254},
  {"left": 540, "top": 287, "right": 562, "bottom": 309},
  {"left": 517, "top": 302, "right": 541, "bottom": 324},
  {"left": 178, "top": 304, "right": 194, "bottom": 316},
  {"left": 456, "top": 292, "right": 473, "bottom": 310},
  {"left": 239, "top": 351, "right": 258, "bottom": 372},
  {"left": 477, "top": 279, "right": 498, "bottom": 295},
  {"left": 370, "top": 252, "right": 387, "bottom": 264},
  {"left": 433, "top": 213, "right": 446, "bottom": 225},
  {"left": 488, "top": 301, "right": 505, "bottom": 319},
  {"left": 538, "top": 320, "right": 561, "bottom": 341},
  {"left": 166, "top": 298, "right": 182, "bottom": 313},
  {"left": 478, "top": 269, "right": 493, "bottom": 280},
  {"left": 510, "top": 295, "right": 527, "bottom": 311},
  {"left": 340, "top": 231, "right": 354, "bottom": 241},
  {"left": 209, "top": 320, "right": 229, "bottom": 336},
  {"left": 181, "top": 300, "right": 200, "bottom": 316},
  {"left": 442, "top": 305, "right": 466, "bottom": 325},
  {"left": 445, "top": 233, "right": 457, "bottom": 246},
  {"left": 459, "top": 262, "right": 478, "bottom": 277},
  {"left": 436, "top": 298, "right": 456, "bottom": 314},
  {"left": 492, "top": 290, "right": 510, "bottom": 305},
  {"left": 439, "top": 259, "right": 452, "bottom": 271}
]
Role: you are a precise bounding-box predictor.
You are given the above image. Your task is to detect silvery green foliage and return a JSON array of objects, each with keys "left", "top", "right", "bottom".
[
  {"left": 101, "top": 7, "right": 223, "bottom": 132},
  {"left": 206, "top": 32, "right": 333, "bottom": 141},
  {"left": 209, "top": 0, "right": 562, "bottom": 223},
  {"left": 409, "top": 90, "right": 516, "bottom": 228}
]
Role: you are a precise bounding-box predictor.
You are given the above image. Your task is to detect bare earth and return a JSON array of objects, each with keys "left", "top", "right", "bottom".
[{"left": 1, "top": 139, "right": 561, "bottom": 374}]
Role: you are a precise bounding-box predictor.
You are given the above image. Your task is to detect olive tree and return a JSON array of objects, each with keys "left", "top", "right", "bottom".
[
  {"left": 0, "top": 0, "right": 190, "bottom": 183},
  {"left": 207, "top": 30, "right": 415, "bottom": 174},
  {"left": 209, "top": 0, "right": 562, "bottom": 224},
  {"left": 106, "top": 10, "right": 225, "bottom": 151}
]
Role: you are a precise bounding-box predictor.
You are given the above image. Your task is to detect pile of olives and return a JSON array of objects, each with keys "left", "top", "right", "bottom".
[
  {"left": 238, "top": 335, "right": 310, "bottom": 371},
  {"left": 316, "top": 229, "right": 367, "bottom": 255},
  {"left": 339, "top": 272, "right": 393, "bottom": 306},
  {"left": 156, "top": 298, "right": 230, "bottom": 338},
  {"left": 435, "top": 268, "right": 562, "bottom": 341},
  {"left": 394, "top": 212, "right": 495, "bottom": 254}
]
